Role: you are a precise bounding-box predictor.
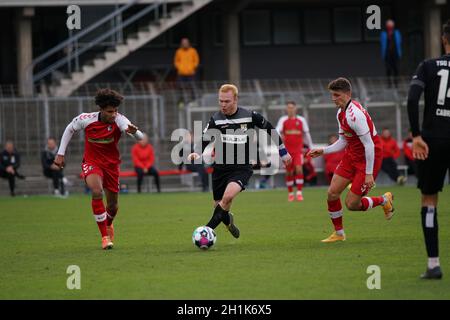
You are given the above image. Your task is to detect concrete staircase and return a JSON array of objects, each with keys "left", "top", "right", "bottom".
[{"left": 49, "top": 0, "right": 213, "bottom": 97}]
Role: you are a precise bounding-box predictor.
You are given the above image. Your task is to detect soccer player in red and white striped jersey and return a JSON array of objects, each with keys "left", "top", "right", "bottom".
[
  {"left": 54, "top": 89, "right": 144, "bottom": 250},
  {"left": 308, "top": 78, "right": 394, "bottom": 242},
  {"left": 276, "top": 101, "right": 313, "bottom": 201}
]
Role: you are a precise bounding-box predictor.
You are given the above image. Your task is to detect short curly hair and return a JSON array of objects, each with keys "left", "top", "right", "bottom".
[{"left": 94, "top": 88, "right": 124, "bottom": 109}]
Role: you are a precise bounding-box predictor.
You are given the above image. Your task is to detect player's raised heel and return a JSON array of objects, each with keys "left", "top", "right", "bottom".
[
  {"left": 102, "top": 236, "right": 114, "bottom": 250},
  {"left": 226, "top": 212, "right": 240, "bottom": 239},
  {"left": 420, "top": 266, "right": 443, "bottom": 280},
  {"left": 382, "top": 192, "right": 395, "bottom": 220},
  {"left": 321, "top": 231, "right": 346, "bottom": 243}
]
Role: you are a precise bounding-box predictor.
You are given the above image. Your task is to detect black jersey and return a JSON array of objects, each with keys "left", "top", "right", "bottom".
[
  {"left": 407, "top": 54, "right": 450, "bottom": 139},
  {"left": 202, "top": 107, "right": 286, "bottom": 171}
]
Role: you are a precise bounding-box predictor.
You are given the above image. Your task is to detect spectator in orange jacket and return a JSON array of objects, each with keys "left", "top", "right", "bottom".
[
  {"left": 323, "top": 134, "right": 345, "bottom": 184},
  {"left": 380, "top": 128, "right": 406, "bottom": 185},
  {"left": 174, "top": 38, "right": 199, "bottom": 82},
  {"left": 131, "top": 134, "right": 161, "bottom": 193},
  {"left": 403, "top": 129, "right": 417, "bottom": 176}
]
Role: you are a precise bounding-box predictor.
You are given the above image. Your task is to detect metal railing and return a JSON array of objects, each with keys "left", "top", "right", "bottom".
[{"left": 27, "top": 0, "right": 170, "bottom": 86}]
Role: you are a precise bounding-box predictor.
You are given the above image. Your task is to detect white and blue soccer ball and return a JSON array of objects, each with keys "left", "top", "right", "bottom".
[{"left": 192, "top": 226, "right": 216, "bottom": 250}]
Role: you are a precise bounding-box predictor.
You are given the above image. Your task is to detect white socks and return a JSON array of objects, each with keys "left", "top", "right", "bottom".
[{"left": 428, "top": 257, "right": 440, "bottom": 269}]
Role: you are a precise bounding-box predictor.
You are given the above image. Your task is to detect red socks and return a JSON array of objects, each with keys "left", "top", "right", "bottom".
[
  {"left": 295, "top": 174, "right": 304, "bottom": 192},
  {"left": 286, "top": 175, "right": 294, "bottom": 193},
  {"left": 92, "top": 199, "right": 108, "bottom": 237},
  {"left": 328, "top": 199, "right": 343, "bottom": 232},
  {"left": 361, "top": 196, "right": 385, "bottom": 211}
]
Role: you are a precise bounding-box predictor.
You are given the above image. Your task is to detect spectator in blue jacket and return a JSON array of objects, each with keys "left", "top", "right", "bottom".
[{"left": 380, "top": 19, "right": 402, "bottom": 87}]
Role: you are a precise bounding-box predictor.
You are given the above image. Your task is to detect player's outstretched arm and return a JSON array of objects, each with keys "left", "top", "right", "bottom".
[
  {"left": 252, "top": 111, "right": 291, "bottom": 166},
  {"left": 407, "top": 64, "right": 428, "bottom": 160},
  {"left": 55, "top": 121, "right": 77, "bottom": 168},
  {"left": 307, "top": 148, "right": 324, "bottom": 158}
]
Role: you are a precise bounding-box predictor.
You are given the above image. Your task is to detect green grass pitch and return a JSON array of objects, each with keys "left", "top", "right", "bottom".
[{"left": 1, "top": 186, "right": 449, "bottom": 299}]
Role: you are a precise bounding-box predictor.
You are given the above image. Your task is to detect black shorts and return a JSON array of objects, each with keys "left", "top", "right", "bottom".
[
  {"left": 417, "top": 138, "right": 450, "bottom": 195},
  {"left": 212, "top": 168, "right": 253, "bottom": 201}
]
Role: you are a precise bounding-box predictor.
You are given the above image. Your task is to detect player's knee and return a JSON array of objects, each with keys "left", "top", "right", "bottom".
[
  {"left": 327, "top": 189, "right": 340, "bottom": 200},
  {"left": 345, "top": 199, "right": 359, "bottom": 211},
  {"left": 91, "top": 187, "right": 103, "bottom": 197}
]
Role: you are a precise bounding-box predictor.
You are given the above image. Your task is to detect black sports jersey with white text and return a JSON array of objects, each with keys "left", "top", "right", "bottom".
[
  {"left": 409, "top": 54, "right": 450, "bottom": 139},
  {"left": 202, "top": 107, "right": 283, "bottom": 171}
]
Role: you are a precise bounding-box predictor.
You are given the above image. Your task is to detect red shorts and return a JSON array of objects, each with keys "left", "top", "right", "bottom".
[
  {"left": 286, "top": 153, "right": 303, "bottom": 172},
  {"left": 81, "top": 162, "right": 120, "bottom": 193},
  {"left": 334, "top": 154, "right": 382, "bottom": 196}
]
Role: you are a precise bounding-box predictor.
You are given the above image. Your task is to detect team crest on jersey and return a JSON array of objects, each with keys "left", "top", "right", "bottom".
[
  {"left": 240, "top": 124, "right": 248, "bottom": 132},
  {"left": 107, "top": 125, "right": 112, "bottom": 131}
]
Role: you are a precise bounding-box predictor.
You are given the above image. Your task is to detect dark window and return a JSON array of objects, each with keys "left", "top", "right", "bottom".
[
  {"left": 213, "top": 13, "right": 223, "bottom": 46},
  {"left": 242, "top": 10, "right": 271, "bottom": 45},
  {"left": 334, "top": 7, "right": 362, "bottom": 43},
  {"left": 169, "top": 17, "right": 198, "bottom": 47},
  {"left": 303, "top": 9, "right": 332, "bottom": 44},
  {"left": 273, "top": 11, "right": 300, "bottom": 45}
]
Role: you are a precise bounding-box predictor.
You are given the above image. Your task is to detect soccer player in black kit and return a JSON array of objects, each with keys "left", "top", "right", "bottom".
[
  {"left": 188, "top": 84, "right": 291, "bottom": 238},
  {"left": 407, "top": 20, "right": 450, "bottom": 280}
]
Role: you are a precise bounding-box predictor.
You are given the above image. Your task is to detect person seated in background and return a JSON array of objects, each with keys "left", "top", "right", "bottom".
[
  {"left": 380, "top": 128, "right": 406, "bottom": 185},
  {"left": 41, "top": 137, "right": 67, "bottom": 197},
  {"left": 179, "top": 131, "right": 209, "bottom": 192},
  {"left": 402, "top": 129, "right": 417, "bottom": 176},
  {"left": 131, "top": 133, "right": 161, "bottom": 193},
  {"left": 0, "top": 140, "right": 25, "bottom": 197},
  {"left": 323, "top": 134, "right": 345, "bottom": 184}
]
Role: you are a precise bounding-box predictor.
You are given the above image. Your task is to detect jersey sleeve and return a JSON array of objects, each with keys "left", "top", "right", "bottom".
[
  {"left": 346, "top": 108, "right": 370, "bottom": 136},
  {"left": 252, "top": 110, "right": 289, "bottom": 160},
  {"left": 57, "top": 113, "right": 86, "bottom": 155},
  {"left": 70, "top": 113, "right": 87, "bottom": 132},
  {"left": 410, "top": 61, "right": 426, "bottom": 89},
  {"left": 201, "top": 117, "right": 217, "bottom": 152},
  {"left": 407, "top": 61, "right": 426, "bottom": 137},
  {"left": 275, "top": 116, "right": 287, "bottom": 134},
  {"left": 298, "top": 116, "right": 310, "bottom": 133},
  {"left": 116, "top": 113, "right": 131, "bottom": 132},
  {"left": 298, "top": 115, "right": 313, "bottom": 147}
]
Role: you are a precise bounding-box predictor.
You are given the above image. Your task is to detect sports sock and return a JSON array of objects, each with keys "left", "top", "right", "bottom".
[
  {"left": 428, "top": 257, "right": 440, "bottom": 269},
  {"left": 91, "top": 198, "right": 108, "bottom": 237},
  {"left": 295, "top": 174, "right": 304, "bottom": 192},
  {"left": 206, "top": 204, "right": 229, "bottom": 229},
  {"left": 106, "top": 207, "right": 118, "bottom": 226},
  {"left": 328, "top": 199, "right": 344, "bottom": 233},
  {"left": 421, "top": 206, "right": 439, "bottom": 259},
  {"left": 361, "top": 196, "right": 385, "bottom": 211},
  {"left": 286, "top": 175, "right": 294, "bottom": 193}
]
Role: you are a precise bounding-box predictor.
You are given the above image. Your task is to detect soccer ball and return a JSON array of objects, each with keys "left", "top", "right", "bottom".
[{"left": 192, "top": 226, "right": 216, "bottom": 250}]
